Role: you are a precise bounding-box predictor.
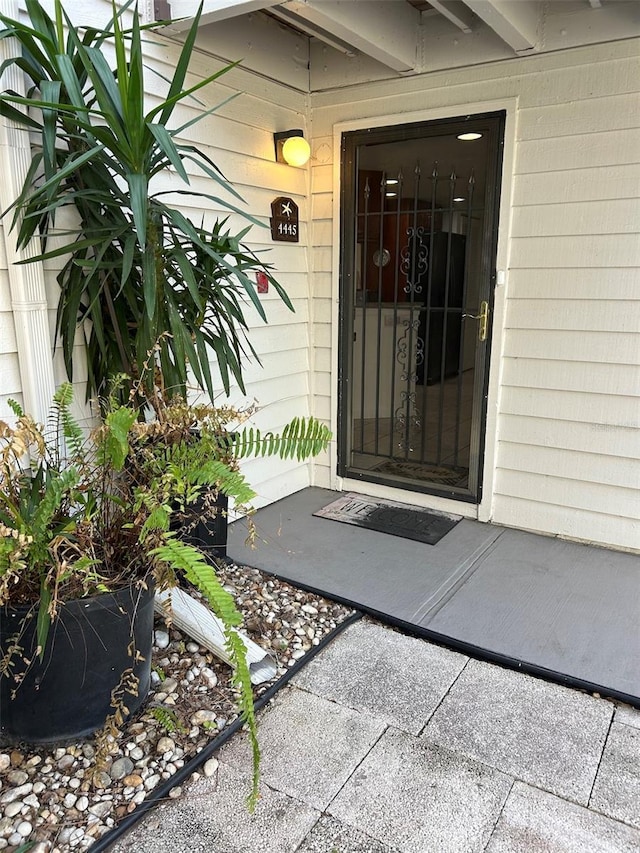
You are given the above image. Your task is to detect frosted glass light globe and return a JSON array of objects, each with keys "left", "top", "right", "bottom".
[{"left": 282, "top": 135, "right": 311, "bottom": 167}]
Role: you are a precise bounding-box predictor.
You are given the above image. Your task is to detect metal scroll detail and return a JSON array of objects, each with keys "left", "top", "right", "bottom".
[
  {"left": 396, "top": 317, "right": 422, "bottom": 383},
  {"left": 394, "top": 391, "right": 420, "bottom": 453},
  {"left": 400, "top": 227, "right": 428, "bottom": 295},
  {"left": 394, "top": 316, "right": 424, "bottom": 451}
]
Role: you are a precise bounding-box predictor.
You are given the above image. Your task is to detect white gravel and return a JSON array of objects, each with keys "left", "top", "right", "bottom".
[{"left": 0, "top": 563, "right": 355, "bottom": 852}]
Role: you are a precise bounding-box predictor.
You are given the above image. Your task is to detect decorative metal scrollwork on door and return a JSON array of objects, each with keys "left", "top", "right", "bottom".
[
  {"left": 394, "top": 391, "right": 420, "bottom": 452},
  {"left": 394, "top": 316, "right": 424, "bottom": 451},
  {"left": 400, "top": 226, "right": 428, "bottom": 295},
  {"left": 396, "top": 316, "right": 423, "bottom": 383}
]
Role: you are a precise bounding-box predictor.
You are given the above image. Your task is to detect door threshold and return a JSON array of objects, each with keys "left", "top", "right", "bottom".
[{"left": 339, "top": 477, "right": 479, "bottom": 519}]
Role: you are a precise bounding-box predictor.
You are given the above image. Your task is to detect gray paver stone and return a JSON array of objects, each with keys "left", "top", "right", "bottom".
[
  {"left": 110, "top": 762, "right": 318, "bottom": 853},
  {"left": 328, "top": 726, "right": 513, "bottom": 853},
  {"left": 220, "top": 687, "right": 386, "bottom": 810},
  {"left": 296, "top": 815, "right": 401, "bottom": 853},
  {"left": 293, "top": 619, "right": 468, "bottom": 734},
  {"left": 590, "top": 721, "right": 640, "bottom": 829},
  {"left": 486, "top": 781, "right": 640, "bottom": 852},
  {"left": 424, "top": 659, "right": 613, "bottom": 803},
  {"left": 615, "top": 704, "right": 640, "bottom": 729}
]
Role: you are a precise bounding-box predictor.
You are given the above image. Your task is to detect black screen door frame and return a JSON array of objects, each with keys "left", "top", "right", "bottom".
[{"left": 337, "top": 110, "right": 505, "bottom": 504}]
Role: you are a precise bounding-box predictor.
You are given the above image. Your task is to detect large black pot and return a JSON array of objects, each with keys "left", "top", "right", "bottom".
[
  {"left": 176, "top": 490, "right": 229, "bottom": 558},
  {"left": 0, "top": 582, "right": 154, "bottom": 744}
]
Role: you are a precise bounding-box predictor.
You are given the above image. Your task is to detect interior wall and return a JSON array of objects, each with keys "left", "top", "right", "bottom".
[{"left": 309, "top": 38, "right": 640, "bottom": 551}]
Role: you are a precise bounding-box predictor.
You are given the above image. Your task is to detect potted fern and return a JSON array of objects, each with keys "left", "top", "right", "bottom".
[{"left": 0, "top": 384, "right": 330, "bottom": 808}]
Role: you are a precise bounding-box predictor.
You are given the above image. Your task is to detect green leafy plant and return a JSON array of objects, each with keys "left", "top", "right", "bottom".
[
  {"left": 152, "top": 663, "right": 166, "bottom": 682},
  {"left": 0, "top": 384, "right": 331, "bottom": 808},
  {"left": 0, "top": 0, "right": 293, "bottom": 402},
  {"left": 0, "top": 383, "right": 128, "bottom": 655},
  {"left": 149, "top": 706, "right": 187, "bottom": 735}
]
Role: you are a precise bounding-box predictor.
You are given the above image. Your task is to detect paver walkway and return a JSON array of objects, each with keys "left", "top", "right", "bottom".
[{"left": 112, "top": 619, "right": 640, "bottom": 852}]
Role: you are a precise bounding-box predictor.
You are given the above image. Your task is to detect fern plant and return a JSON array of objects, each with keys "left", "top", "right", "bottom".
[
  {"left": 0, "top": 385, "right": 331, "bottom": 809},
  {"left": 115, "top": 392, "right": 330, "bottom": 808},
  {"left": 0, "top": 383, "right": 121, "bottom": 655}
]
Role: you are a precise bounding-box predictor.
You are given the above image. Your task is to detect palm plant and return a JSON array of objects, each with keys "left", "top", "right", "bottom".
[{"left": 0, "top": 0, "right": 292, "bottom": 402}]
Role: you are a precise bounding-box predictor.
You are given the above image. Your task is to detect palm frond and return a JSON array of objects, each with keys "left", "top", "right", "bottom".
[{"left": 0, "top": 0, "right": 293, "bottom": 403}]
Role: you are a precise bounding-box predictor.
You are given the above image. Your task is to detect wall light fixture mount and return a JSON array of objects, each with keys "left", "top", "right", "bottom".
[{"left": 274, "top": 129, "right": 311, "bottom": 167}]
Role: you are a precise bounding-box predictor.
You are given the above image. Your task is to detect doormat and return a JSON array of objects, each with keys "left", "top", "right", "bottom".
[
  {"left": 374, "top": 459, "right": 468, "bottom": 488},
  {"left": 313, "top": 492, "right": 463, "bottom": 546}
]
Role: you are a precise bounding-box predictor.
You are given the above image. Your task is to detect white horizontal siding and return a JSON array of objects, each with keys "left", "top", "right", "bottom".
[
  {"left": 513, "top": 164, "right": 640, "bottom": 206},
  {"left": 498, "top": 442, "right": 639, "bottom": 491},
  {"left": 503, "top": 329, "right": 639, "bottom": 366},
  {"left": 0, "top": 216, "right": 20, "bottom": 413},
  {"left": 240, "top": 462, "right": 312, "bottom": 511},
  {"left": 510, "top": 235, "right": 639, "bottom": 269},
  {"left": 503, "top": 268, "right": 639, "bottom": 300},
  {"left": 309, "top": 38, "right": 640, "bottom": 550},
  {"left": 499, "top": 414, "right": 639, "bottom": 460},
  {"left": 0, "top": 224, "right": 21, "bottom": 418},
  {"left": 511, "top": 199, "right": 640, "bottom": 237},
  {"left": 501, "top": 359, "right": 640, "bottom": 397},
  {"left": 0, "top": 303, "right": 17, "bottom": 354},
  {"left": 167, "top": 39, "right": 314, "bottom": 504},
  {"left": 494, "top": 468, "right": 638, "bottom": 521},
  {"left": 516, "top": 92, "right": 640, "bottom": 141},
  {"left": 515, "top": 129, "right": 640, "bottom": 174},
  {"left": 500, "top": 386, "right": 637, "bottom": 430},
  {"left": 492, "top": 495, "right": 639, "bottom": 553},
  {"left": 0, "top": 353, "right": 20, "bottom": 397}
]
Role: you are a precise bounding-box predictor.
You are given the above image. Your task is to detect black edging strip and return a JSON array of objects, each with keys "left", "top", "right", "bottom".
[
  {"left": 242, "top": 566, "right": 640, "bottom": 711},
  {"left": 92, "top": 610, "right": 363, "bottom": 853},
  {"left": 92, "top": 554, "right": 639, "bottom": 852}
]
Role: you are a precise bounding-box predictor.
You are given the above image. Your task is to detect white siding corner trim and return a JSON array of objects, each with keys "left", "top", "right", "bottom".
[{"left": 0, "top": 0, "right": 56, "bottom": 421}]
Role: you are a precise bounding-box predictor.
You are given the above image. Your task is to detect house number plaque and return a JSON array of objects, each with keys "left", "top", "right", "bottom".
[{"left": 270, "top": 197, "right": 299, "bottom": 243}]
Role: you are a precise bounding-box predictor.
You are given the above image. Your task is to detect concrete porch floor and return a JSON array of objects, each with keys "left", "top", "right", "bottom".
[{"left": 227, "top": 487, "right": 640, "bottom": 706}]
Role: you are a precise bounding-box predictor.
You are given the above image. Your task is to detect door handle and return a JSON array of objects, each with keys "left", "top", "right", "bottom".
[{"left": 462, "top": 300, "right": 489, "bottom": 342}]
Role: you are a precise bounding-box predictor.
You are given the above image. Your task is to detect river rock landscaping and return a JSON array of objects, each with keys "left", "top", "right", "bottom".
[{"left": 0, "top": 563, "right": 354, "bottom": 853}]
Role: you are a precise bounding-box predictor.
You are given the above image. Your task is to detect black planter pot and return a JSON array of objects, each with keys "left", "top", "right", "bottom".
[
  {"left": 169, "top": 429, "right": 233, "bottom": 559},
  {"left": 0, "top": 582, "right": 154, "bottom": 745},
  {"left": 176, "top": 490, "right": 229, "bottom": 558}
]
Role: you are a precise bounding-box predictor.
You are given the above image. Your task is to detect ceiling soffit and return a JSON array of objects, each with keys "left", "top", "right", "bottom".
[{"left": 159, "top": 1, "right": 640, "bottom": 90}]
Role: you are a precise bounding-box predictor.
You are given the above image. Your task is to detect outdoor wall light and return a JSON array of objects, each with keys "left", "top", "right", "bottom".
[
  {"left": 274, "top": 130, "right": 311, "bottom": 167},
  {"left": 457, "top": 132, "right": 483, "bottom": 141}
]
